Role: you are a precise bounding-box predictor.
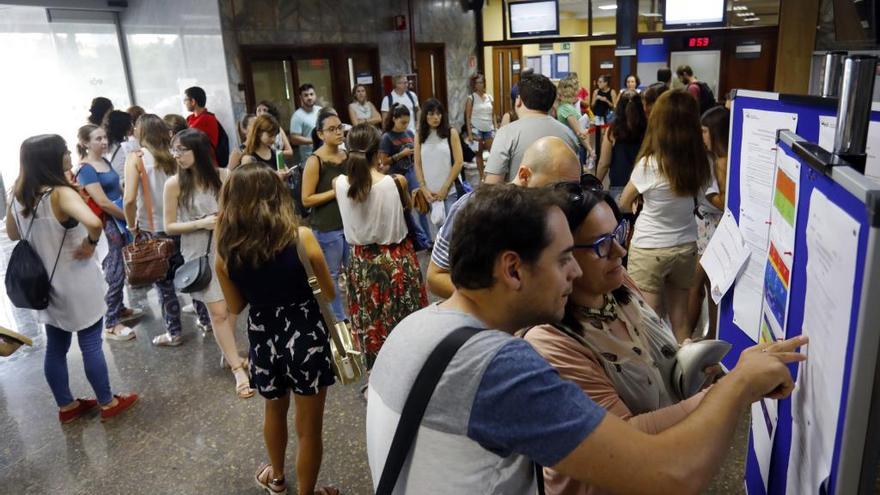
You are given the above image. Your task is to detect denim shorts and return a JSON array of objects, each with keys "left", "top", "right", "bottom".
[{"left": 471, "top": 129, "right": 494, "bottom": 141}]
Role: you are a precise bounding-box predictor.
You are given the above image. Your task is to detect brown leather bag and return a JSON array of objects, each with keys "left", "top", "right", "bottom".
[
  {"left": 411, "top": 187, "right": 430, "bottom": 215},
  {"left": 122, "top": 155, "right": 176, "bottom": 287}
]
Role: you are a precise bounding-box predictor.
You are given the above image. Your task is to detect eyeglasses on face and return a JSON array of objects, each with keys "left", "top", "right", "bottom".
[
  {"left": 573, "top": 220, "right": 629, "bottom": 259},
  {"left": 171, "top": 146, "right": 191, "bottom": 157},
  {"left": 322, "top": 125, "right": 344, "bottom": 134}
]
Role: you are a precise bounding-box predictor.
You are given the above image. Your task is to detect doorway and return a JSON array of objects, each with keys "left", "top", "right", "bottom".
[
  {"left": 590, "top": 45, "right": 621, "bottom": 93},
  {"left": 492, "top": 46, "right": 522, "bottom": 121},
  {"left": 669, "top": 51, "right": 721, "bottom": 95},
  {"left": 415, "top": 43, "right": 448, "bottom": 110},
  {"left": 242, "top": 45, "right": 381, "bottom": 128}
]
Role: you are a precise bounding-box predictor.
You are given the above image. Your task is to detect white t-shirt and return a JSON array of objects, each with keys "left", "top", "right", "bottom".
[
  {"left": 484, "top": 115, "right": 578, "bottom": 182},
  {"left": 629, "top": 156, "right": 698, "bottom": 248},
  {"left": 469, "top": 92, "right": 494, "bottom": 132},
  {"left": 381, "top": 90, "right": 419, "bottom": 133},
  {"left": 420, "top": 131, "right": 453, "bottom": 192},
  {"left": 697, "top": 155, "right": 722, "bottom": 216},
  {"left": 335, "top": 175, "right": 408, "bottom": 246}
]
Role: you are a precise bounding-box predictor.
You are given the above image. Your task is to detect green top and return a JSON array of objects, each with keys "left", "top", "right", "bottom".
[
  {"left": 309, "top": 155, "right": 348, "bottom": 232},
  {"left": 556, "top": 102, "right": 580, "bottom": 126}
]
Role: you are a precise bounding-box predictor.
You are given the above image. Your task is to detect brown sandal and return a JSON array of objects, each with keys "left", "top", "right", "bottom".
[
  {"left": 255, "top": 463, "right": 287, "bottom": 494},
  {"left": 314, "top": 486, "right": 340, "bottom": 495}
]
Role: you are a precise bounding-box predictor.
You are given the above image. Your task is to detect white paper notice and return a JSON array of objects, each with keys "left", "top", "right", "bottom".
[
  {"left": 734, "top": 109, "right": 799, "bottom": 341},
  {"left": 700, "top": 210, "right": 751, "bottom": 305},
  {"left": 751, "top": 398, "right": 778, "bottom": 491},
  {"left": 786, "top": 188, "right": 861, "bottom": 495},
  {"left": 816, "top": 116, "right": 880, "bottom": 181}
]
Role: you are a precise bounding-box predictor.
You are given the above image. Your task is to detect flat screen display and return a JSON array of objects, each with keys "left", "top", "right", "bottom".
[
  {"left": 664, "top": 0, "right": 726, "bottom": 28},
  {"left": 509, "top": 0, "right": 559, "bottom": 38}
]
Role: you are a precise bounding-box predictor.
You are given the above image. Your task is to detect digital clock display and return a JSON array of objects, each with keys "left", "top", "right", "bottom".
[{"left": 688, "top": 37, "right": 711, "bottom": 48}]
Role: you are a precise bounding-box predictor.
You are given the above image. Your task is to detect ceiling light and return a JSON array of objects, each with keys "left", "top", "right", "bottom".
[
  {"left": 732, "top": 5, "right": 748, "bottom": 10},
  {"left": 743, "top": 17, "right": 760, "bottom": 21},
  {"left": 598, "top": 4, "right": 617, "bottom": 10},
  {"left": 736, "top": 12, "right": 752, "bottom": 17},
  {"left": 640, "top": 12, "right": 663, "bottom": 17}
]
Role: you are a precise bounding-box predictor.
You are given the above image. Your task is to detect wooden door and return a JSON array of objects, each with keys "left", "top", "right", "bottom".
[
  {"left": 721, "top": 32, "right": 778, "bottom": 98},
  {"left": 492, "top": 46, "right": 522, "bottom": 121},
  {"left": 415, "top": 43, "right": 448, "bottom": 111},
  {"left": 589, "top": 45, "right": 621, "bottom": 93}
]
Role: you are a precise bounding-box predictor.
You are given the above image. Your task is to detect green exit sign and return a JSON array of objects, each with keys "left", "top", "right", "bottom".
[{"left": 562, "top": 42, "right": 571, "bottom": 50}]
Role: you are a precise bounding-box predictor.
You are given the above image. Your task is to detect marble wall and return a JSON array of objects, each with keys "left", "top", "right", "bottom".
[{"left": 217, "top": 0, "right": 478, "bottom": 125}]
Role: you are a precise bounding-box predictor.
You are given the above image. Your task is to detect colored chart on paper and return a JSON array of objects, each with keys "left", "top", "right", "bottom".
[
  {"left": 763, "top": 244, "right": 790, "bottom": 330},
  {"left": 774, "top": 169, "right": 797, "bottom": 226}
]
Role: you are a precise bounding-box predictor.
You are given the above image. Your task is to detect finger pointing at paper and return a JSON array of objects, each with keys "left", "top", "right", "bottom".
[{"left": 729, "top": 335, "right": 809, "bottom": 403}]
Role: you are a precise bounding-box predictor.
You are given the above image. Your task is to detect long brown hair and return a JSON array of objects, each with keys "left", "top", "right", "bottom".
[
  {"left": 243, "top": 114, "right": 280, "bottom": 156},
  {"left": 14, "top": 134, "right": 76, "bottom": 217},
  {"left": 217, "top": 163, "right": 300, "bottom": 270},
  {"left": 136, "top": 114, "right": 176, "bottom": 175},
  {"left": 172, "top": 129, "right": 222, "bottom": 208},
  {"left": 701, "top": 106, "right": 730, "bottom": 159},
  {"left": 345, "top": 123, "right": 381, "bottom": 202},
  {"left": 636, "top": 89, "right": 710, "bottom": 197}
]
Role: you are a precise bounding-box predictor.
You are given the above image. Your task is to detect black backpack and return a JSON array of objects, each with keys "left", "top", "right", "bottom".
[
  {"left": 5, "top": 194, "right": 67, "bottom": 310},
  {"left": 692, "top": 81, "right": 718, "bottom": 116},
  {"left": 215, "top": 120, "right": 231, "bottom": 168}
]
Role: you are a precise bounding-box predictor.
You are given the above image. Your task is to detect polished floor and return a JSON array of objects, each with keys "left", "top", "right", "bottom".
[{"left": 0, "top": 234, "right": 751, "bottom": 495}]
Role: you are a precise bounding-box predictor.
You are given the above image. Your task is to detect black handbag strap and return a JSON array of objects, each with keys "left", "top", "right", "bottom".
[
  {"left": 204, "top": 230, "right": 213, "bottom": 257},
  {"left": 375, "top": 326, "right": 483, "bottom": 495}
]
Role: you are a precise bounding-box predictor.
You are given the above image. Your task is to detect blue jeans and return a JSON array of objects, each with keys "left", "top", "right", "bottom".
[
  {"left": 314, "top": 228, "right": 349, "bottom": 321},
  {"left": 44, "top": 319, "right": 113, "bottom": 407},
  {"left": 402, "top": 167, "right": 432, "bottom": 248}
]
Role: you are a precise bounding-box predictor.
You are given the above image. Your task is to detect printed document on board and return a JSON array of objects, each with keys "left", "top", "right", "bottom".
[
  {"left": 700, "top": 210, "right": 750, "bottom": 305},
  {"left": 786, "top": 189, "right": 861, "bottom": 494},
  {"left": 733, "top": 109, "right": 798, "bottom": 341}
]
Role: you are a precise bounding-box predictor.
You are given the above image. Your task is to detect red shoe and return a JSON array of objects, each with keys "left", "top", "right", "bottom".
[
  {"left": 100, "top": 394, "right": 139, "bottom": 422},
  {"left": 58, "top": 398, "right": 98, "bottom": 424}
]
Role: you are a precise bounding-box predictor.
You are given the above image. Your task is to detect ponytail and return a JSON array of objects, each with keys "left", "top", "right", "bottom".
[
  {"left": 382, "top": 103, "right": 410, "bottom": 133},
  {"left": 345, "top": 124, "right": 382, "bottom": 202},
  {"left": 76, "top": 124, "right": 98, "bottom": 159}
]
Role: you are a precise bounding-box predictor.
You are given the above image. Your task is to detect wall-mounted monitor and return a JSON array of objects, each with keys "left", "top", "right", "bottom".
[
  {"left": 664, "top": 0, "right": 726, "bottom": 29},
  {"left": 508, "top": 0, "right": 559, "bottom": 38}
]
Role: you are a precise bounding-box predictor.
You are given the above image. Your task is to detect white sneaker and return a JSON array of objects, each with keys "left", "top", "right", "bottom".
[{"left": 181, "top": 304, "right": 196, "bottom": 314}]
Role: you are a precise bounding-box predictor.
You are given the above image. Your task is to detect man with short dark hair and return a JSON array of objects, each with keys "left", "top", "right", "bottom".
[
  {"left": 290, "top": 83, "right": 322, "bottom": 166},
  {"left": 427, "top": 136, "right": 580, "bottom": 298},
  {"left": 676, "top": 65, "right": 717, "bottom": 115},
  {"left": 657, "top": 66, "right": 672, "bottom": 86},
  {"left": 184, "top": 86, "right": 219, "bottom": 149},
  {"left": 366, "top": 184, "right": 808, "bottom": 494},
  {"left": 484, "top": 74, "right": 579, "bottom": 184}
]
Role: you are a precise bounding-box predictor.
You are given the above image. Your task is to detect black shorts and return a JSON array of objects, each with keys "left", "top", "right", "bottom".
[{"left": 247, "top": 298, "right": 336, "bottom": 399}]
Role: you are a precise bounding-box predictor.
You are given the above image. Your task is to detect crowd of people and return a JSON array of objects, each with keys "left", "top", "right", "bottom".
[{"left": 5, "top": 65, "right": 805, "bottom": 495}]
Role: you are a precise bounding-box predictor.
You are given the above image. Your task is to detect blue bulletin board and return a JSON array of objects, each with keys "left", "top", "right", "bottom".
[{"left": 721, "top": 90, "right": 880, "bottom": 494}]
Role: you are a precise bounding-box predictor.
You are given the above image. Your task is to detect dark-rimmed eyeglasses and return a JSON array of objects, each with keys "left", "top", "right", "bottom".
[{"left": 573, "top": 220, "right": 628, "bottom": 258}]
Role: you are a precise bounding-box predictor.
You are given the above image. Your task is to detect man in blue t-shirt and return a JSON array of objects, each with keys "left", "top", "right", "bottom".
[
  {"left": 367, "top": 184, "right": 808, "bottom": 494},
  {"left": 290, "top": 83, "right": 322, "bottom": 166}
]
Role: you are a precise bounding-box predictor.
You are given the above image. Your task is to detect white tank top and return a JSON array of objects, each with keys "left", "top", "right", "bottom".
[
  {"left": 470, "top": 92, "right": 494, "bottom": 132},
  {"left": 11, "top": 192, "right": 106, "bottom": 332},
  {"left": 334, "top": 175, "right": 408, "bottom": 246},
  {"left": 135, "top": 148, "right": 171, "bottom": 232}
]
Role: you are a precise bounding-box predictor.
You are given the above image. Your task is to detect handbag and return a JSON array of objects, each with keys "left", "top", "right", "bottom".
[
  {"left": 173, "top": 231, "right": 213, "bottom": 293},
  {"left": 122, "top": 156, "right": 176, "bottom": 287},
  {"left": 293, "top": 238, "right": 364, "bottom": 385},
  {"left": 411, "top": 187, "right": 430, "bottom": 215},
  {"left": 391, "top": 174, "right": 431, "bottom": 252},
  {"left": 73, "top": 164, "right": 107, "bottom": 221}
]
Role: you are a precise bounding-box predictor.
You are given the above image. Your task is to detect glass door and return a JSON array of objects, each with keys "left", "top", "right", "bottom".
[{"left": 251, "top": 59, "right": 295, "bottom": 133}]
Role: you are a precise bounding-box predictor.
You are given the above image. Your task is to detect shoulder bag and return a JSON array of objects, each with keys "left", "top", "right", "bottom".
[
  {"left": 122, "top": 156, "right": 176, "bottom": 287},
  {"left": 293, "top": 238, "right": 364, "bottom": 385},
  {"left": 391, "top": 174, "right": 430, "bottom": 252},
  {"left": 173, "top": 230, "right": 213, "bottom": 293}
]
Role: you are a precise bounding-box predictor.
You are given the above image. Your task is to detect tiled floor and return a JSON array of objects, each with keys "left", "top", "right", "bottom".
[{"left": 0, "top": 229, "right": 752, "bottom": 495}]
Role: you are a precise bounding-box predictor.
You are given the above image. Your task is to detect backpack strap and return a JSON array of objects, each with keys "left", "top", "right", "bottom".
[
  {"left": 407, "top": 91, "right": 416, "bottom": 108},
  {"left": 374, "top": 326, "right": 484, "bottom": 495}
]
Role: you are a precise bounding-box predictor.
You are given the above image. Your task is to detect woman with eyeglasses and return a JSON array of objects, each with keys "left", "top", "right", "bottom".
[
  {"left": 523, "top": 183, "right": 708, "bottom": 495},
  {"left": 301, "top": 110, "right": 350, "bottom": 322},
  {"left": 121, "top": 114, "right": 184, "bottom": 345},
  {"left": 617, "top": 90, "right": 711, "bottom": 343}
]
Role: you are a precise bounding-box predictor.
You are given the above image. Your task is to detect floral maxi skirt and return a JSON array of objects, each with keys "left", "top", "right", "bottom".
[{"left": 347, "top": 238, "right": 428, "bottom": 368}]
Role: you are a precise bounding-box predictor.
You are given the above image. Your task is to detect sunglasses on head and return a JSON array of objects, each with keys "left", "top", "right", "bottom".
[{"left": 553, "top": 174, "right": 604, "bottom": 203}]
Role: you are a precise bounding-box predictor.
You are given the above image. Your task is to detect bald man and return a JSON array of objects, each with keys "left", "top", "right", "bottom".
[{"left": 427, "top": 136, "right": 581, "bottom": 298}]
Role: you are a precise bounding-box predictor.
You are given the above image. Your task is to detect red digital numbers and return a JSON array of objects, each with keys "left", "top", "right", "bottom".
[{"left": 688, "top": 37, "right": 710, "bottom": 48}]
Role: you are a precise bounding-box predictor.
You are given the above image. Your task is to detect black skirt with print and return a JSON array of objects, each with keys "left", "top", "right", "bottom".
[{"left": 247, "top": 297, "right": 336, "bottom": 399}]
